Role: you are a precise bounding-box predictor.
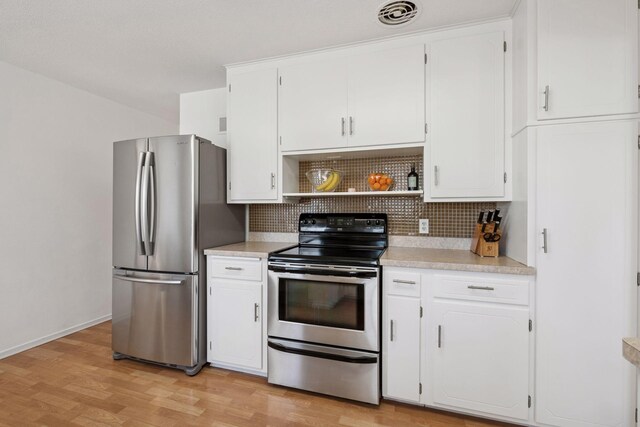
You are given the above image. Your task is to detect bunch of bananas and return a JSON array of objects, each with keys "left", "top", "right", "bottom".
[{"left": 315, "top": 171, "right": 341, "bottom": 192}]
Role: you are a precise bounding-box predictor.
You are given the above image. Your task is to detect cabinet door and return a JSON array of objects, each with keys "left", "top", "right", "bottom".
[
  {"left": 431, "top": 300, "right": 529, "bottom": 420},
  {"left": 209, "top": 280, "right": 262, "bottom": 370},
  {"left": 347, "top": 44, "right": 425, "bottom": 147},
  {"left": 428, "top": 31, "right": 505, "bottom": 199},
  {"left": 383, "top": 295, "right": 421, "bottom": 403},
  {"left": 279, "top": 58, "right": 348, "bottom": 151},
  {"left": 537, "top": 0, "right": 637, "bottom": 120},
  {"left": 535, "top": 121, "right": 637, "bottom": 427},
  {"left": 227, "top": 68, "right": 278, "bottom": 202}
]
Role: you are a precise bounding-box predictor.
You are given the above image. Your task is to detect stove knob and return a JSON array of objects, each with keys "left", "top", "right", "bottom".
[
  {"left": 311, "top": 219, "right": 316, "bottom": 225},
  {"left": 303, "top": 219, "right": 308, "bottom": 225},
  {"left": 375, "top": 220, "right": 381, "bottom": 225},
  {"left": 366, "top": 220, "right": 371, "bottom": 226}
]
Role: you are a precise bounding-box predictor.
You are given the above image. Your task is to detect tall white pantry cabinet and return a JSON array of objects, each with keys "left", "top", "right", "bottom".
[{"left": 507, "top": 0, "right": 639, "bottom": 426}]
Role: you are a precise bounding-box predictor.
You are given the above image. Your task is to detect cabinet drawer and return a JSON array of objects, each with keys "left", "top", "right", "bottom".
[
  {"left": 209, "top": 256, "right": 262, "bottom": 282},
  {"left": 385, "top": 270, "right": 421, "bottom": 297},
  {"left": 433, "top": 275, "right": 528, "bottom": 306}
]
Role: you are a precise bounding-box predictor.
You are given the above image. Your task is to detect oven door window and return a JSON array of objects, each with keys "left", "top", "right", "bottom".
[{"left": 278, "top": 278, "right": 365, "bottom": 331}]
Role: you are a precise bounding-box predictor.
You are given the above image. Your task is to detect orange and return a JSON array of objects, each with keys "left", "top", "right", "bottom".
[
  {"left": 368, "top": 176, "right": 376, "bottom": 185},
  {"left": 373, "top": 182, "right": 381, "bottom": 190},
  {"left": 380, "top": 184, "right": 389, "bottom": 191}
]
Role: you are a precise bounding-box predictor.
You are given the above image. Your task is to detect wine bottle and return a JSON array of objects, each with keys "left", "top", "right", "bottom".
[{"left": 407, "top": 164, "right": 419, "bottom": 190}]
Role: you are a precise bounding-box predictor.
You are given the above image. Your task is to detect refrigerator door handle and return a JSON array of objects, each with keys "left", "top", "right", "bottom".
[
  {"left": 135, "top": 152, "right": 146, "bottom": 255},
  {"left": 148, "top": 153, "right": 156, "bottom": 255},
  {"left": 141, "top": 152, "right": 152, "bottom": 255},
  {"left": 113, "top": 274, "right": 184, "bottom": 286}
]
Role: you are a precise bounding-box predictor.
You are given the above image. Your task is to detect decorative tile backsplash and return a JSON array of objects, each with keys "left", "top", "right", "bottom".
[{"left": 249, "top": 154, "right": 497, "bottom": 238}]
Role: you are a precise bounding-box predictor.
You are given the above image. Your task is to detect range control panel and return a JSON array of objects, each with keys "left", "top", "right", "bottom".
[{"left": 299, "top": 213, "right": 387, "bottom": 234}]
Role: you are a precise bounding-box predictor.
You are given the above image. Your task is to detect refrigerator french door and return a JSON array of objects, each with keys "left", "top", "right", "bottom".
[
  {"left": 112, "top": 269, "right": 198, "bottom": 367},
  {"left": 112, "top": 135, "right": 245, "bottom": 375}
]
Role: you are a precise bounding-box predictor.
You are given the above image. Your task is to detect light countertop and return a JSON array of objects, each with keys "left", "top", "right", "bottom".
[
  {"left": 203, "top": 241, "right": 295, "bottom": 258},
  {"left": 623, "top": 337, "right": 640, "bottom": 368},
  {"left": 380, "top": 247, "right": 535, "bottom": 275},
  {"left": 205, "top": 241, "right": 535, "bottom": 275}
]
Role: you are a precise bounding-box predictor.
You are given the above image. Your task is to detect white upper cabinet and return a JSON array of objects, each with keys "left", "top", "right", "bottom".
[
  {"left": 227, "top": 68, "right": 279, "bottom": 202},
  {"left": 279, "top": 58, "right": 348, "bottom": 151},
  {"left": 347, "top": 44, "right": 426, "bottom": 147},
  {"left": 427, "top": 31, "right": 505, "bottom": 200},
  {"left": 279, "top": 44, "right": 425, "bottom": 151},
  {"left": 536, "top": 0, "right": 638, "bottom": 120}
]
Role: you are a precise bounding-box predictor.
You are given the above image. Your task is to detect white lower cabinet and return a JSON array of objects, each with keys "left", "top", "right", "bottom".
[
  {"left": 431, "top": 299, "right": 529, "bottom": 420},
  {"left": 207, "top": 256, "right": 267, "bottom": 374},
  {"left": 383, "top": 269, "right": 422, "bottom": 403},
  {"left": 383, "top": 267, "right": 532, "bottom": 424},
  {"left": 209, "top": 281, "right": 262, "bottom": 370}
]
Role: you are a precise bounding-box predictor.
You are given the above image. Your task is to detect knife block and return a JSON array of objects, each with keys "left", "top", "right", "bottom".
[
  {"left": 471, "top": 226, "right": 501, "bottom": 258},
  {"left": 477, "top": 237, "right": 500, "bottom": 257},
  {"left": 470, "top": 223, "right": 483, "bottom": 254}
]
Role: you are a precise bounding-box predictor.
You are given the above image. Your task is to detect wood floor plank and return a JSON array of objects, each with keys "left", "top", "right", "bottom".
[{"left": 0, "top": 322, "right": 512, "bottom": 427}]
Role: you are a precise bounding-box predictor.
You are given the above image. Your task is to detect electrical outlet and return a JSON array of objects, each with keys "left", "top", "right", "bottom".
[{"left": 419, "top": 219, "right": 429, "bottom": 234}]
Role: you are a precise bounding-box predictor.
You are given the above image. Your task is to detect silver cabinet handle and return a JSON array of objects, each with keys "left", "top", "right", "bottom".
[
  {"left": 270, "top": 173, "right": 276, "bottom": 190},
  {"left": 434, "top": 165, "right": 439, "bottom": 186},
  {"left": 254, "top": 303, "right": 260, "bottom": 322},
  {"left": 438, "top": 325, "right": 442, "bottom": 348},
  {"left": 542, "top": 228, "right": 548, "bottom": 253},
  {"left": 224, "top": 266, "right": 243, "bottom": 271},
  {"left": 543, "top": 85, "right": 550, "bottom": 111},
  {"left": 341, "top": 117, "right": 346, "bottom": 136},
  {"left": 390, "top": 320, "right": 394, "bottom": 342},
  {"left": 468, "top": 285, "right": 495, "bottom": 291},
  {"left": 135, "top": 152, "right": 146, "bottom": 255},
  {"left": 349, "top": 116, "right": 354, "bottom": 135},
  {"left": 393, "top": 279, "right": 416, "bottom": 285}
]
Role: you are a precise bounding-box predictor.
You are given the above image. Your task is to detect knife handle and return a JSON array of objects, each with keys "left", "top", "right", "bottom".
[
  {"left": 477, "top": 211, "right": 485, "bottom": 224},
  {"left": 486, "top": 211, "right": 494, "bottom": 222}
]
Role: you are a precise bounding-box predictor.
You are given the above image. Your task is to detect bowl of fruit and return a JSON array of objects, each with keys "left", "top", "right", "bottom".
[
  {"left": 367, "top": 172, "right": 394, "bottom": 191},
  {"left": 306, "top": 169, "right": 343, "bottom": 192}
]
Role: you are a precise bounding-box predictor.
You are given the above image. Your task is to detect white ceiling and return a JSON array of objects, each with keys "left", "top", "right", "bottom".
[{"left": 0, "top": 0, "right": 517, "bottom": 122}]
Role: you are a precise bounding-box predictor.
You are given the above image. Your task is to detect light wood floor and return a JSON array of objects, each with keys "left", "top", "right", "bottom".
[{"left": 0, "top": 322, "right": 511, "bottom": 426}]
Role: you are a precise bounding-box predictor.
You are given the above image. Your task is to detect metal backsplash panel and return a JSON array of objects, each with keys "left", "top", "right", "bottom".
[{"left": 250, "top": 155, "right": 497, "bottom": 238}]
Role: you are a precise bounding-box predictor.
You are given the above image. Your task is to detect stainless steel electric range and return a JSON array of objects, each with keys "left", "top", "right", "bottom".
[{"left": 267, "top": 213, "right": 387, "bottom": 405}]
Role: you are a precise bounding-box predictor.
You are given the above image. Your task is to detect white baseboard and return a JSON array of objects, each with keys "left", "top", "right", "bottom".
[{"left": 0, "top": 314, "right": 112, "bottom": 360}]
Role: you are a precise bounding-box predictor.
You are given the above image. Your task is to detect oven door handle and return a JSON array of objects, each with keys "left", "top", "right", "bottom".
[
  {"left": 268, "top": 266, "right": 377, "bottom": 279},
  {"left": 268, "top": 341, "right": 377, "bottom": 364}
]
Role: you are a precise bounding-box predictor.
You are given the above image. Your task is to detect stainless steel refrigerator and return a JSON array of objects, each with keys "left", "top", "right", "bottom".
[{"left": 111, "top": 134, "right": 245, "bottom": 375}]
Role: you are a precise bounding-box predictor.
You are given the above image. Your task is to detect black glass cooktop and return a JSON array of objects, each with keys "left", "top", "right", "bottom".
[
  {"left": 269, "top": 245, "right": 386, "bottom": 267},
  {"left": 269, "top": 213, "right": 388, "bottom": 267}
]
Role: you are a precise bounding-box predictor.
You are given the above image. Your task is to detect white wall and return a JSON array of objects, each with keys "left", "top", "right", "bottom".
[
  {"left": 0, "top": 61, "right": 177, "bottom": 358},
  {"left": 179, "top": 88, "right": 227, "bottom": 147}
]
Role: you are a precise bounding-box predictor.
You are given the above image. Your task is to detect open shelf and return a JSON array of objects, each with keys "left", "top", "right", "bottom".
[{"left": 282, "top": 190, "right": 424, "bottom": 197}]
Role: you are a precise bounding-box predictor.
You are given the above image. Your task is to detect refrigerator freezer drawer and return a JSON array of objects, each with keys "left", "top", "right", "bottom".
[
  {"left": 267, "top": 338, "right": 380, "bottom": 404},
  {"left": 112, "top": 270, "right": 198, "bottom": 367}
]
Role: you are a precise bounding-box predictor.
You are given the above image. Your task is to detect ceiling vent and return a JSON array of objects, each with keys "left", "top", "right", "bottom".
[{"left": 377, "top": 1, "right": 420, "bottom": 27}]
